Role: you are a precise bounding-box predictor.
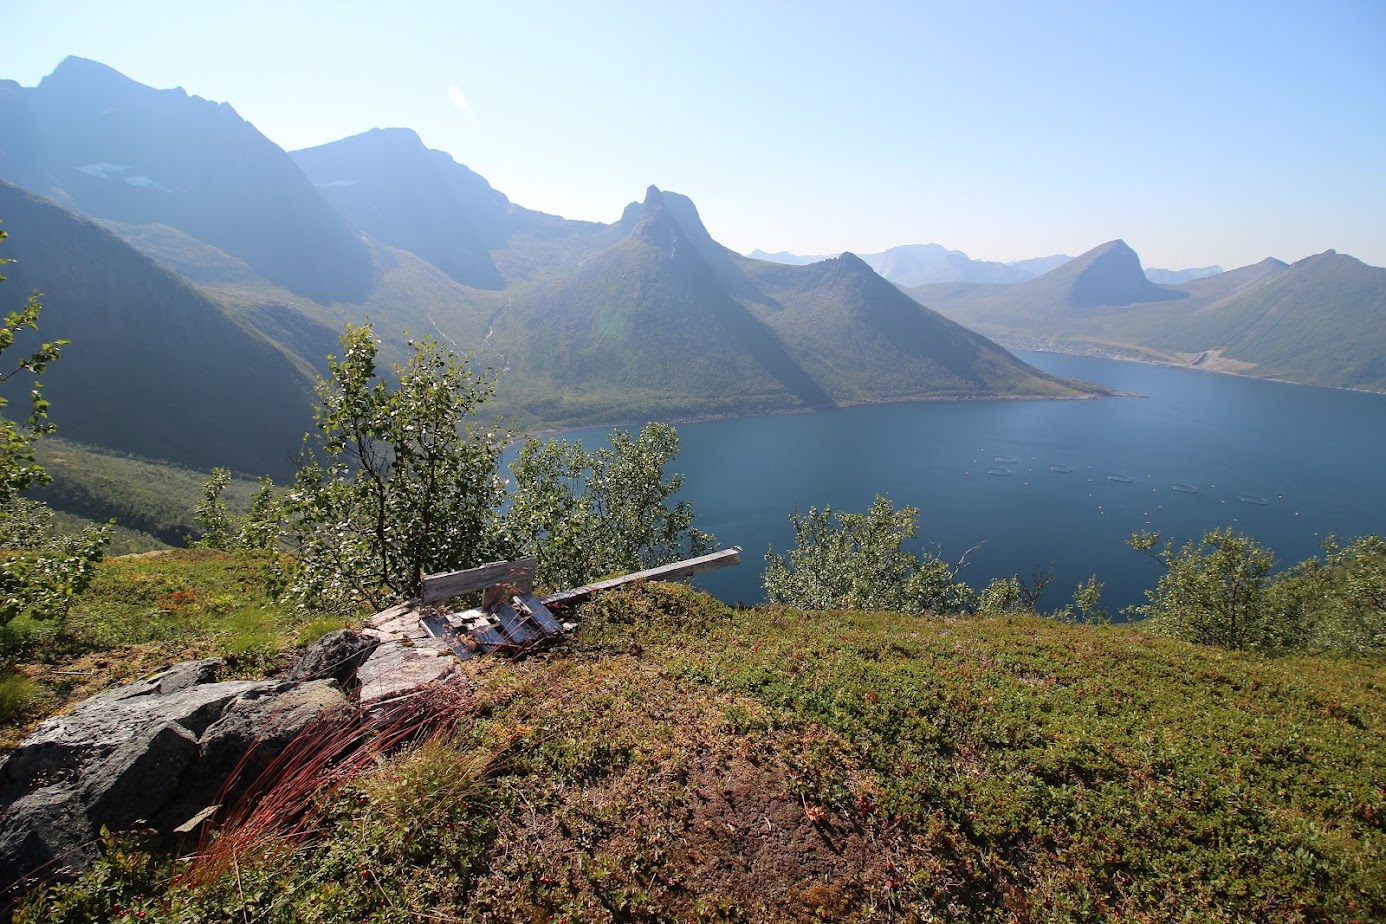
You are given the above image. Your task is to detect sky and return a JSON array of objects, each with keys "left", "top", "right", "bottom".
[{"left": 4, "top": 0, "right": 1385, "bottom": 270}]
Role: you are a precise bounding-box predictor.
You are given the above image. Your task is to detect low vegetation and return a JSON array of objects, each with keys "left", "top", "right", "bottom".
[{"left": 10, "top": 582, "right": 1384, "bottom": 922}]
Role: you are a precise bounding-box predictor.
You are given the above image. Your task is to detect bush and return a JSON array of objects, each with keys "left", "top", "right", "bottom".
[
  {"left": 262, "top": 324, "right": 717, "bottom": 615},
  {"left": 763, "top": 495, "right": 973, "bottom": 613},
  {"left": 0, "top": 226, "right": 108, "bottom": 626},
  {"left": 505, "top": 424, "right": 715, "bottom": 589}
]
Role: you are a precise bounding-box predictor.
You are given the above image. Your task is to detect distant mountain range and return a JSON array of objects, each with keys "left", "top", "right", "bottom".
[
  {"left": 906, "top": 240, "right": 1386, "bottom": 392},
  {"left": 749, "top": 246, "right": 1222, "bottom": 288},
  {"left": 0, "top": 57, "right": 1101, "bottom": 475}
]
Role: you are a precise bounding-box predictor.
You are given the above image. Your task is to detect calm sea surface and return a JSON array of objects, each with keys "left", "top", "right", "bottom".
[{"left": 551, "top": 353, "right": 1386, "bottom": 614}]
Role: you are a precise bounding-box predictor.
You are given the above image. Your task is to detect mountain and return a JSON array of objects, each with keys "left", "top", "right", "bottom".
[
  {"left": 746, "top": 249, "right": 828, "bottom": 266},
  {"left": 484, "top": 188, "right": 1097, "bottom": 425},
  {"left": 909, "top": 241, "right": 1386, "bottom": 392},
  {"left": 750, "top": 245, "right": 1074, "bottom": 286},
  {"left": 0, "top": 57, "right": 1107, "bottom": 471},
  {"left": 0, "top": 56, "right": 372, "bottom": 303},
  {"left": 907, "top": 239, "right": 1187, "bottom": 336},
  {"left": 1024, "top": 239, "right": 1189, "bottom": 309},
  {"left": 291, "top": 128, "right": 520, "bottom": 290},
  {"left": 1138, "top": 251, "right": 1386, "bottom": 390},
  {"left": 0, "top": 180, "right": 319, "bottom": 474},
  {"left": 1145, "top": 265, "right": 1223, "bottom": 284},
  {"left": 862, "top": 244, "right": 1032, "bottom": 286},
  {"left": 1004, "top": 254, "right": 1072, "bottom": 277}
]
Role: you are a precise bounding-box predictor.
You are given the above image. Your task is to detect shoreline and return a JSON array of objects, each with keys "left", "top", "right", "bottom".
[
  {"left": 504, "top": 385, "right": 1123, "bottom": 446},
  {"left": 1002, "top": 340, "right": 1386, "bottom": 398}
]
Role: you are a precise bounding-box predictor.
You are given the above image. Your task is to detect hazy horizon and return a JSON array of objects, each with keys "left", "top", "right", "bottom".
[{"left": 4, "top": 0, "right": 1383, "bottom": 271}]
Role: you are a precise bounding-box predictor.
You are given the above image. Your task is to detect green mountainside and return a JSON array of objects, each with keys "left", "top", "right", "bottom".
[
  {"left": 910, "top": 241, "right": 1386, "bottom": 392},
  {"left": 0, "top": 60, "right": 1102, "bottom": 473},
  {"left": 484, "top": 187, "right": 1097, "bottom": 427},
  {"left": 0, "top": 180, "right": 317, "bottom": 475}
]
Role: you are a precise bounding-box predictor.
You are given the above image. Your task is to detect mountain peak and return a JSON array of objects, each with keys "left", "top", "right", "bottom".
[
  {"left": 43, "top": 56, "right": 139, "bottom": 88},
  {"left": 1058, "top": 239, "right": 1185, "bottom": 308}
]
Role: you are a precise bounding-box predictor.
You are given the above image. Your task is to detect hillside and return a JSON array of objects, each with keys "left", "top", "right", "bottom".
[
  {"left": 0, "top": 180, "right": 317, "bottom": 475},
  {"left": 485, "top": 188, "right": 1099, "bottom": 426},
  {"left": 291, "top": 128, "right": 519, "bottom": 290},
  {"left": 0, "top": 56, "right": 372, "bottom": 303},
  {"left": 911, "top": 242, "right": 1386, "bottom": 392},
  {"left": 7, "top": 571, "right": 1383, "bottom": 922},
  {"left": 0, "top": 58, "right": 1106, "bottom": 472}
]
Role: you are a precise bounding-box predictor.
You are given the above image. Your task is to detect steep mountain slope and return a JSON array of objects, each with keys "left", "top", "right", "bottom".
[
  {"left": 0, "top": 57, "right": 372, "bottom": 303},
  {"left": 743, "top": 253, "right": 1084, "bottom": 400},
  {"left": 910, "top": 240, "right": 1386, "bottom": 391},
  {"left": 908, "top": 239, "right": 1188, "bottom": 337},
  {"left": 291, "top": 128, "right": 516, "bottom": 289},
  {"left": 0, "top": 180, "right": 317, "bottom": 474},
  {"left": 1141, "top": 252, "right": 1386, "bottom": 390},
  {"left": 486, "top": 188, "right": 1099, "bottom": 425}
]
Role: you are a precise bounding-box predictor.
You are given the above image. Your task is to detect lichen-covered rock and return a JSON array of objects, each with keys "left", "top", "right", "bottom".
[
  {"left": 285, "top": 629, "right": 379, "bottom": 686},
  {"left": 0, "top": 660, "right": 350, "bottom": 891}
]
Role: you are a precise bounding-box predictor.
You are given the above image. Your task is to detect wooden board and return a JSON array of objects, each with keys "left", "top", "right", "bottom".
[
  {"left": 419, "top": 612, "right": 478, "bottom": 660},
  {"left": 422, "top": 557, "right": 536, "bottom": 604},
  {"left": 494, "top": 601, "right": 542, "bottom": 646},
  {"left": 541, "top": 548, "right": 741, "bottom": 608},
  {"left": 515, "top": 593, "right": 564, "bottom": 635},
  {"left": 469, "top": 618, "right": 511, "bottom": 653}
]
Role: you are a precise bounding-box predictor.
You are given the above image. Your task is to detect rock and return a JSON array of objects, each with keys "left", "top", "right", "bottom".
[
  {"left": 285, "top": 629, "right": 378, "bottom": 686},
  {"left": 356, "top": 637, "right": 461, "bottom": 705},
  {"left": 177, "top": 679, "right": 351, "bottom": 811},
  {"left": 0, "top": 660, "right": 258, "bottom": 805},
  {"left": 0, "top": 660, "right": 351, "bottom": 891}
]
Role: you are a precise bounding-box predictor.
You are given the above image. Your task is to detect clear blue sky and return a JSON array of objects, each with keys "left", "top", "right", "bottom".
[{"left": 5, "top": 0, "right": 1384, "bottom": 269}]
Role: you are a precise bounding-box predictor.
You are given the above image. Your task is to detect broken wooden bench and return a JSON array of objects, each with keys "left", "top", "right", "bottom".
[{"left": 367, "top": 548, "right": 742, "bottom": 663}]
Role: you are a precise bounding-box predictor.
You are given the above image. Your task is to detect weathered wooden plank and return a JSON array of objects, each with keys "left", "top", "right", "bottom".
[
  {"left": 515, "top": 593, "right": 564, "bottom": 635},
  {"left": 469, "top": 617, "right": 511, "bottom": 653},
  {"left": 422, "top": 557, "right": 536, "bottom": 604},
  {"left": 494, "top": 601, "right": 542, "bottom": 646},
  {"left": 419, "top": 612, "right": 477, "bottom": 660},
  {"left": 541, "top": 547, "right": 741, "bottom": 607}
]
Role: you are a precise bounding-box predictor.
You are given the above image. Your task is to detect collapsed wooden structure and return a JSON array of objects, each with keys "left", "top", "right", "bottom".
[{"left": 412, "top": 548, "right": 742, "bottom": 660}]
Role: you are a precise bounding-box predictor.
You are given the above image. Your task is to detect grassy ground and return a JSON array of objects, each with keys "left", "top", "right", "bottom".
[
  {"left": 0, "top": 550, "right": 345, "bottom": 751},
  {"left": 6, "top": 573, "right": 1384, "bottom": 922}
]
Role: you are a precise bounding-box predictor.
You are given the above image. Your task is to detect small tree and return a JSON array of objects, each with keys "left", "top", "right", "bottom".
[
  {"left": 0, "top": 226, "right": 107, "bottom": 625},
  {"left": 1271, "top": 535, "right": 1385, "bottom": 655},
  {"left": 505, "top": 424, "right": 714, "bottom": 589},
  {"left": 1129, "top": 528, "right": 1276, "bottom": 650},
  {"left": 277, "top": 325, "right": 507, "bottom": 614},
  {"left": 763, "top": 495, "right": 973, "bottom": 613}
]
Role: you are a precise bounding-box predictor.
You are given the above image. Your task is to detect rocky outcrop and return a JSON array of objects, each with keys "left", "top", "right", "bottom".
[
  {"left": 284, "top": 628, "right": 379, "bottom": 687},
  {"left": 0, "top": 658, "right": 350, "bottom": 890},
  {"left": 0, "top": 622, "right": 469, "bottom": 891}
]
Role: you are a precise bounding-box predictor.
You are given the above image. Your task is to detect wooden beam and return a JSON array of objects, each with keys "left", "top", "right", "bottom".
[
  {"left": 422, "top": 557, "right": 536, "bottom": 604},
  {"left": 540, "top": 547, "right": 741, "bottom": 608}
]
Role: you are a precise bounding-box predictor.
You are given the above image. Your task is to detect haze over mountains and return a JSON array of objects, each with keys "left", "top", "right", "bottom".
[
  {"left": 0, "top": 58, "right": 1102, "bottom": 474},
  {"left": 749, "top": 245, "right": 1222, "bottom": 288},
  {"left": 907, "top": 240, "right": 1386, "bottom": 392}
]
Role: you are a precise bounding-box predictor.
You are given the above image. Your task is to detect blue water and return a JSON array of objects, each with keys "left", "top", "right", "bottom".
[{"left": 549, "top": 354, "right": 1386, "bottom": 614}]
